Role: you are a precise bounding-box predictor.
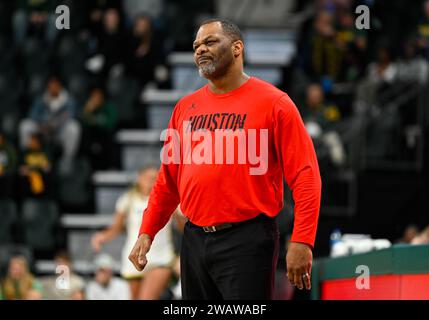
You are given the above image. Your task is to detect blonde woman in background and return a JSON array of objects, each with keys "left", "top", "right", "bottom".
[
  {"left": 92, "top": 165, "right": 185, "bottom": 300},
  {"left": 2, "top": 255, "right": 43, "bottom": 300}
]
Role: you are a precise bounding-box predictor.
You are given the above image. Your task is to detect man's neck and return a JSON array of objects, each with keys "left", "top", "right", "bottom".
[{"left": 208, "top": 70, "right": 250, "bottom": 94}]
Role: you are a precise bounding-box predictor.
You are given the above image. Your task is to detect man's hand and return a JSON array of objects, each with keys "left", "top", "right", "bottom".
[
  {"left": 128, "top": 234, "right": 152, "bottom": 271},
  {"left": 286, "top": 241, "right": 313, "bottom": 290}
]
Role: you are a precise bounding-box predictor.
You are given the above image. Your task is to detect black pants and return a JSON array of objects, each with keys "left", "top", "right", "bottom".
[{"left": 180, "top": 214, "right": 279, "bottom": 300}]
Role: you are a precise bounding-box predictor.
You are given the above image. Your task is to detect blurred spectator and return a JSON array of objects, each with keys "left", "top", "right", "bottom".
[
  {"left": 19, "top": 133, "right": 53, "bottom": 198},
  {"left": 125, "top": 14, "right": 159, "bottom": 87},
  {"left": 301, "top": 83, "right": 341, "bottom": 129},
  {"left": 83, "top": 0, "right": 122, "bottom": 36},
  {"left": 396, "top": 39, "right": 428, "bottom": 143},
  {"left": 301, "top": 84, "right": 345, "bottom": 169},
  {"left": 300, "top": 10, "right": 344, "bottom": 83},
  {"left": 359, "top": 45, "right": 398, "bottom": 108},
  {"left": 39, "top": 251, "right": 85, "bottom": 300},
  {"left": 411, "top": 226, "right": 429, "bottom": 245},
  {"left": 12, "top": 0, "right": 58, "bottom": 45},
  {"left": 0, "top": 131, "right": 17, "bottom": 198},
  {"left": 1, "top": 255, "right": 42, "bottom": 300},
  {"left": 397, "top": 39, "right": 429, "bottom": 85},
  {"left": 335, "top": 8, "right": 368, "bottom": 82},
  {"left": 87, "top": 8, "right": 127, "bottom": 78},
  {"left": 416, "top": 0, "right": 429, "bottom": 59},
  {"left": 19, "top": 75, "right": 80, "bottom": 176},
  {"left": 395, "top": 224, "right": 420, "bottom": 244},
  {"left": 366, "top": 46, "right": 397, "bottom": 86},
  {"left": 85, "top": 253, "right": 130, "bottom": 300},
  {"left": 91, "top": 166, "right": 181, "bottom": 300},
  {"left": 81, "top": 87, "right": 117, "bottom": 170}
]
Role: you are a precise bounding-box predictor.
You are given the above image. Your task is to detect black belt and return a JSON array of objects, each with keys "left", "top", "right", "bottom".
[
  {"left": 189, "top": 214, "right": 266, "bottom": 233},
  {"left": 202, "top": 223, "right": 233, "bottom": 233}
]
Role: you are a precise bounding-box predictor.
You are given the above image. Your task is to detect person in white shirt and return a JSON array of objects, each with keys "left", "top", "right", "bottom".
[
  {"left": 39, "top": 251, "right": 86, "bottom": 300},
  {"left": 86, "top": 253, "right": 130, "bottom": 300},
  {"left": 91, "top": 165, "right": 185, "bottom": 299}
]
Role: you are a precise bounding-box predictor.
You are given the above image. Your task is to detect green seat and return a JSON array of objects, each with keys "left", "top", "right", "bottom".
[
  {"left": 0, "top": 200, "right": 18, "bottom": 244},
  {"left": 21, "top": 199, "right": 60, "bottom": 252},
  {"left": 107, "top": 76, "right": 139, "bottom": 125}
]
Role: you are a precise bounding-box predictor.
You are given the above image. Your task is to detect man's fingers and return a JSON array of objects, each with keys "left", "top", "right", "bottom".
[
  {"left": 128, "top": 235, "right": 152, "bottom": 272},
  {"left": 128, "top": 246, "right": 143, "bottom": 271},
  {"left": 288, "top": 268, "right": 312, "bottom": 290},
  {"left": 138, "top": 245, "right": 147, "bottom": 268},
  {"left": 294, "top": 272, "right": 304, "bottom": 290},
  {"left": 132, "top": 257, "right": 143, "bottom": 271},
  {"left": 303, "top": 271, "right": 311, "bottom": 290},
  {"left": 287, "top": 269, "right": 295, "bottom": 286},
  {"left": 137, "top": 241, "right": 148, "bottom": 268},
  {"left": 286, "top": 242, "right": 313, "bottom": 291},
  {"left": 128, "top": 253, "right": 140, "bottom": 271}
]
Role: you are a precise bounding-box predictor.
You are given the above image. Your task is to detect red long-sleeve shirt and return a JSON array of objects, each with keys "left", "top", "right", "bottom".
[{"left": 139, "top": 77, "right": 322, "bottom": 247}]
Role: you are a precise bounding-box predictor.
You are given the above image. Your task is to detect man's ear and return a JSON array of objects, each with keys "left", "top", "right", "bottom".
[{"left": 233, "top": 40, "right": 244, "bottom": 58}]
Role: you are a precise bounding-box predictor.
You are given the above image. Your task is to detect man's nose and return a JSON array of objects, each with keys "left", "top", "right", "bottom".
[{"left": 195, "top": 44, "right": 208, "bottom": 56}]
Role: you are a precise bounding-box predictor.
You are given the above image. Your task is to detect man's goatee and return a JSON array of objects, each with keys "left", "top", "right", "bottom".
[{"left": 198, "top": 63, "right": 216, "bottom": 78}]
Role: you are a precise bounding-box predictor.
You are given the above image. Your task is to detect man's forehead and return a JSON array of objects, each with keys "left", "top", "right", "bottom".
[{"left": 194, "top": 22, "right": 224, "bottom": 42}]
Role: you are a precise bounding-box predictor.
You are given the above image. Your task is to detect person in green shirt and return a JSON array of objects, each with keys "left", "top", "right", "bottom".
[
  {"left": 81, "top": 87, "right": 118, "bottom": 170},
  {"left": 1, "top": 255, "right": 43, "bottom": 300},
  {"left": 82, "top": 87, "right": 117, "bottom": 131}
]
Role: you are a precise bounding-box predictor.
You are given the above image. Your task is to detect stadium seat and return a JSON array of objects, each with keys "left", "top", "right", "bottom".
[
  {"left": 216, "top": 0, "right": 295, "bottom": 28},
  {"left": 171, "top": 66, "right": 206, "bottom": 91},
  {"left": 141, "top": 88, "right": 181, "bottom": 129},
  {"left": 67, "top": 73, "right": 90, "bottom": 105},
  {"left": 0, "top": 71, "right": 24, "bottom": 107},
  {"left": 57, "top": 157, "right": 92, "bottom": 209},
  {"left": 21, "top": 37, "right": 51, "bottom": 77},
  {"left": 0, "top": 199, "right": 18, "bottom": 245},
  {"left": 68, "top": 230, "right": 125, "bottom": 266},
  {"left": 56, "top": 35, "right": 86, "bottom": 82},
  {"left": 0, "top": 71, "right": 24, "bottom": 139},
  {"left": 107, "top": 76, "right": 140, "bottom": 126},
  {"left": 21, "top": 199, "right": 60, "bottom": 253},
  {"left": 93, "top": 171, "right": 135, "bottom": 213},
  {"left": 0, "top": 37, "right": 15, "bottom": 74},
  {"left": 27, "top": 72, "right": 49, "bottom": 100}
]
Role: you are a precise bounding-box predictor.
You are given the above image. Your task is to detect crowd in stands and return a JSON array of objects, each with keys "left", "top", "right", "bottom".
[
  {"left": 0, "top": 0, "right": 217, "bottom": 205},
  {"left": 293, "top": 0, "right": 429, "bottom": 171},
  {"left": 0, "top": 251, "right": 181, "bottom": 300},
  {"left": 1, "top": 0, "right": 427, "bottom": 203}
]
